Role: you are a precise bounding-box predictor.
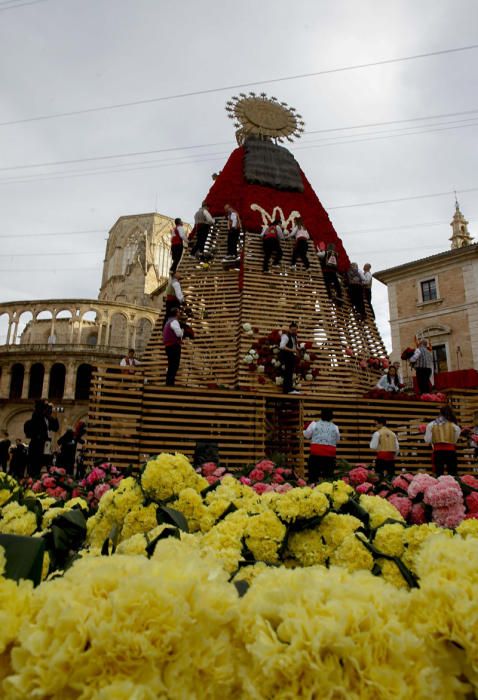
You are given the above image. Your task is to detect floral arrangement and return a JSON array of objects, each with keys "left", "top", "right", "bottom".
[
  {"left": 1, "top": 452, "right": 478, "bottom": 697},
  {"left": 401, "top": 346, "right": 416, "bottom": 361},
  {"left": 76, "top": 462, "right": 124, "bottom": 509},
  {"left": 343, "top": 464, "right": 478, "bottom": 527},
  {"left": 197, "top": 458, "right": 306, "bottom": 493},
  {"left": 242, "top": 327, "right": 319, "bottom": 388},
  {"left": 364, "top": 387, "right": 447, "bottom": 402},
  {"left": 26, "top": 466, "right": 76, "bottom": 501}
]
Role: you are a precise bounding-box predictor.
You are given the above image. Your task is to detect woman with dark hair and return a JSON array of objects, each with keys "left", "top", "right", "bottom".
[
  {"left": 424, "top": 405, "right": 461, "bottom": 475},
  {"left": 376, "top": 366, "right": 401, "bottom": 392},
  {"left": 303, "top": 408, "right": 340, "bottom": 481}
]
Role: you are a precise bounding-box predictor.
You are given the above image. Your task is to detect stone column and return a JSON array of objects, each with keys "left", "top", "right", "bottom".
[
  {"left": 63, "top": 361, "right": 76, "bottom": 400},
  {"left": 21, "top": 362, "right": 32, "bottom": 399},
  {"left": 0, "top": 365, "right": 11, "bottom": 398},
  {"left": 41, "top": 363, "right": 52, "bottom": 399}
]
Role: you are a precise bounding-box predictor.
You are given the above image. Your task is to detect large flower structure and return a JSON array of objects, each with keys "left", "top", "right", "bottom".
[
  {"left": 1, "top": 454, "right": 478, "bottom": 697},
  {"left": 242, "top": 325, "right": 319, "bottom": 388}
]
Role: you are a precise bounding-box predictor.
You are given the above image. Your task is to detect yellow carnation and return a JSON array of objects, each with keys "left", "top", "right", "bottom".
[
  {"left": 373, "top": 523, "right": 405, "bottom": 557},
  {"left": 329, "top": 533, "right": 374, "bottom": 572},
  {"left": 360, "top": 494, "right": 405, "bottom": 528},
  {"left": 141, "top": 453, "right": 207, "bottom": 501},
  {"left": 0, "top": 503, "right": 37, "bottom": 536},
  {"left": 456, "top": 519, "right": 478, "bottom": 539},
  {"left": 287, "top": 528, "right": 330, "bottom": 566}
]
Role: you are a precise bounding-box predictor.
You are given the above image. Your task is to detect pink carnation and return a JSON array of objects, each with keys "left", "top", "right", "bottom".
[
  {"left": 391, "top": 474, "right": 413, "bottom": 491},
  {"left": 206, "top": 475, "right": 220, "bottom": 485},
  {"left": 253, "top": 482, "right": 273, "bottom": 494},
  {"left": 42, "top": 476, "right": 56, "bottom": 489},
  {"left": 31, "top": 481, "right": 43, "bottom": 493},
  {"left": 348, "top": 467, "right": 370, "bottom": 485},
  {"left": 424, "top": 482, "right": 462, "bottom": 509},
  {"left": 86, "top": 468, "right": 105, "bottom": 485},
  {"left": 94, "top": 483, "right": 111, "bottom": 501},
  {"left": 239, "top": 476, "right": 252, "bottom": 486},
  {"left": 465, "top": 492, "right": 478, "bottom": 514},
  {"left": 249, "top": 468, "right": 265, "bottom": 482},
  {"left": 272, "top": 473, "right": 285, "bottom": 484},
  {"left": 356, "top": 482, "right": 374, "bottom": 494},
  {"left": 387, "top": 494, "right": 412, "bottom": 519},
  {"left": 432, "top": 503, "right": 466, "bottom": 528},
  {"left": 255, "top": 459, "right": 275, "bottom": 474},
  {"left": 410, "top": 503, "right": 427, "bottom": 525},
  {"left": 461, "top": 474, "right": 478, "bottom": 488},
  {"left": 408, "top": 474, "right": 437, "bottom": 499},
  {"left": 297, "top": 478, "right": 307, "bottom": 487},
  {"left": 274, "top": 483, "right": 293, "bottom": 493},
  {"left": 213, "top": 467, "right": 226, "bottom": 477},
  {"left": 464, "top": 512, "right": 478, "bottom": 520},
  {"left": 201, "top": 462, "right": 217, "bottom": 477}
]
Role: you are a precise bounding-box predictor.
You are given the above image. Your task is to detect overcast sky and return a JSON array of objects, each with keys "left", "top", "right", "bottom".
[{"left": 0, "top": 0, "right": 477, "bottom": 351}]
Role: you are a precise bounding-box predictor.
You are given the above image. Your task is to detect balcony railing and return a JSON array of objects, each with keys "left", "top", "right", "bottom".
[{"left": 0, "top": 343, "right": 131, "bottom": 355}]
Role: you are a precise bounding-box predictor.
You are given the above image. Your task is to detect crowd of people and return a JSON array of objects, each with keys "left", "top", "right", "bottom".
[
  {"left": 0, "top": 399, "right": 87, "bottom": 480},
  {"left": 160, "top": 203, "right": 377, "bottom": 388},
  {"left": 303, "top": 405, "right": 477, "bottom": 479}
]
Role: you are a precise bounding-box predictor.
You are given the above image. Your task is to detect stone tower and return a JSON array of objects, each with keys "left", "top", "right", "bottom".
[
  {"left": 99, "top": 212, "right": 179, "bottom": 307},
  {"left": 450, "top": 198, "right": 474, "bottom": 249}
]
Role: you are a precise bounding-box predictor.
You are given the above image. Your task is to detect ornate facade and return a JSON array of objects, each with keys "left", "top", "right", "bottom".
[
  {"left": 375, "top": 203, "right": 477, "bottom": 378},
  {"left": 0, "top": 212, "right": 176, "bottom": 442}
]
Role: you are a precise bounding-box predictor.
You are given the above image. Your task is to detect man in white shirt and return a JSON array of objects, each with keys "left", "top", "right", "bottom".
[
  {"left": 163, "top": 307, "right": 184, "bottom": 386},
  {"left": 170, "top": 217, "right": 188, "bottom": 273},
  {"left": 360, "top": 263, "right": 375, "bottom": 317},
  {"left": 279, "top": 321, "right": 299, "bottom": 394},
  {"left": 120, "top": 349, "right": 141, "bottom": 374},
  {"left": 303, "top": 408, "right": 340, "bottom": 480},
  {"left": 224, "top": 204, "right": 241, "bottom": 260},
  {"left": 410, "top": 339, "right": 434, "bottom": 394},
  {"left": 192, "top": 202, "right": 214, "bottom": 258}
]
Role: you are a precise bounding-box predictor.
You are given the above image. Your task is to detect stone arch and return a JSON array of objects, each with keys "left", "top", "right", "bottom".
[
  {"left": 80, "top": 309, "right": 99, "bottom": 344},
  {"left": 28, "top": 362, "right": 45, "bottom": 399},
  {"left": 9, "top": 363, "right": 24, "bottom": 399},
  {"left": 75, "top": 363, "right": 94, "bottom": 400},
  {"left": 0, "top": 312, "right": 10, "bottom": 345},
  {"left": 34, "top": 309, "right": 54, "bottom": 344},
  {"left": 108, "top": 312, "right": 128, "bottom": 348},
  {"left": 2, "top": 407, "right": 33, "bottom": 440},
  {"left": 418, "top": 325, "right": 451, "bottom": 340},
  {"left": 15, "top": 310, "right": 34, "bottom": 345},
  {"left": 48, "top": 363, "right": 66, "bottom": 400},
  {"left": 55, "top": 308, "right": 73, "bottom": 320},
  {"left": 135, "top": 317, "right": 153, "bottom": 353}
]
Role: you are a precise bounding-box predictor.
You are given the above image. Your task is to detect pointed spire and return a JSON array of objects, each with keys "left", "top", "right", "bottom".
[{"left": 449, "top": 195, "right": 474, "bottom": 249}]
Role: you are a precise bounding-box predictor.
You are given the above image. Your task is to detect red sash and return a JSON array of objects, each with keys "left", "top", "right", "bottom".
[
  {"left": 433, "top": 443, "right": 456, "bottom": 452},
  {"left": 376, "top": 451, "right": 395, "bottom": 460},
  {"left": 310, "top": 444, "right": 336, "bottom": 457}
]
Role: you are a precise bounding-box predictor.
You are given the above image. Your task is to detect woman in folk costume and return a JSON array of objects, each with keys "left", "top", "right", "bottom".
[
  {"left": 303, "top": 407, "right": 340, "bottom": 481},
  {"left": 170, "top": 217, "right": 188, "bottom": 273},
  {"left": 318, "top": 242, "right": 343, "bottom": 301},
  {"left": 347, "top": 262, "right": 365, "bottom": 317},
  {"left": 289, "top": 217, "right": 310, "bottom": 270},
  {"left": 376, "top": 366, "right": 401, "bottom": 392},
  {"left": 424, "top": 405, "right": 461, "bottom": 476},
  {"left": 260, "top": 217, "right": 284, "bottom": 272},
  {"left": 369, "top": 417, "right": 399, "bottom": 477}
]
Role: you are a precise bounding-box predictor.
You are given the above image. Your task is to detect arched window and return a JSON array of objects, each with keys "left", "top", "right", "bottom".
[
  {"left": 28, "top": 363, "right": 45, "bottom": 399},
  {"left": 9, "top": 363, "right": 24, "bottom": 399},
  {"left": 75, "top": 364, "right": 94, "bottom": 400},
  {"left": 86, "top": 333, "right": 98, "bottom": 346},
  {"left": 48, "top": 363, "right": 66, "bottom": 400}
]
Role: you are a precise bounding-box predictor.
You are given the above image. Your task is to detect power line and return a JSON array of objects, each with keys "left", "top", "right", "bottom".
[
  {"left": 328, "top": 187, "right": 478, "bottom": 210},
  {"left": 1, "top": 44, "right": 477, "bottom": 127},
  {"left": 0, "top": 229, "right": 104, "bottom": 239},
  {"left": 1, "top": 114, "right": 477, "bottom": 184},
  {"left": 0, "top": 250, "right": 100, "bottom": 257},
  {"left": 342, "top": 221, "right": 447, "bottom": 235},
  {"left": 0, "top": 0, "right": 48, "bottom": 12}
]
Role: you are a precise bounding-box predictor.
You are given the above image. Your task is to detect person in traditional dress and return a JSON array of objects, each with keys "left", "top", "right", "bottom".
[
  {"left": 163, "top": 307, "right": 184, "bottom": 386},
  {"left": 370, "top": 417, "right": 399, "bottom": 477},
  {"left": 347, "top": 263, "right": 365, "bottom": 317},
  {"left": 289, "top": 217, "right": 310, "bottom": 270},
  {"left": 120, "top": 349, "right": 141, "bottom": 374},
  {"left": 163, "top": 272, "right": 184, "bottom": 327},
  {"left": 191, "top": 202, "right": 214, "bottom": 258},
  {"left": 376, "top": 366, "right": 401, "bottom": 392},
  {"left": 424, "top": 405, "right": 461, "bottom": 476},
  {"left": 410, "top": 339, "right": 434, "bottom": 394},
  {"left": 303, "top": 408, "right": 340, "bottom": 481},
  {"left": 170, "top": 217, "right": 188, "bottom": 273},
  {"left": 319, "top": 243, "right": 343, "bottom": 301},
  {"left": 360, "top": 263, "right": 375, "bottom": 317},
  {"left": 261, "top": 217, "right": 284, "bottom": 272},
  {"left": 223, "top": 204, "right": 242, "bottom": 260},
  {"left": 279, "top": 321, "right": 299, "bottom": 394}
]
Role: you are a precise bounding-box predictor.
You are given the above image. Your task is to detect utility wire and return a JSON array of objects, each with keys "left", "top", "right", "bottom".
[
  {"left": 0, "top": 229, "right": 104, "bottom": 239},
  {"left": 328, "top": 187, "right": 478, "bottom": 210},
  {"left": 1, "top": 114, "right": 477, "bottom": 182},
  {"left": 1, "top": 44, "right": 477, "bottom": 127},
  {"left": 0, "top": 0, "right": 48, "bottom": 12}
]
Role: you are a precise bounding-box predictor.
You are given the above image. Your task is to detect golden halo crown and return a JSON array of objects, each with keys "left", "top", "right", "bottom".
[{"left": 225, "top": 93, "right": 305, "bottom": 144}]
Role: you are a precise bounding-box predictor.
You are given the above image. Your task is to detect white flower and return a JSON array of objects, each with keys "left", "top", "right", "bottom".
[
  {"left": 257, "top": 365, "right": 265, "bottom": 374},
  {"left": 305, "top": 373, "right": 313, "bottom": 381},
  {"left": 243, "top": 354, "right": 253, "bottom": 364},
  {"left": 299, "top": 343, "right": 306, "bottom": 349},
  {"left": 273, "top": 347, "right": 280, "bottom": 355},
  {"left": 250, "top": 350, "right": 258, "bottom": 358},
  {"left": 303, "top": 353, "right": 310, "bottom": 361},
  {"left": 242, "top": 323, "right": 252, "bottom": 332},
  {"left": 275, "top": 377, "right": 284, "bottom": 385}
]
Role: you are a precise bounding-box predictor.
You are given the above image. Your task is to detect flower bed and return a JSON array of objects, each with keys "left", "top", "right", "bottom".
[
  {"left": 345, "top": 465, "right": 478, "bottom": 527},
  {"left": 1, "top": 453, "right": 478, "bottom": 697}
]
